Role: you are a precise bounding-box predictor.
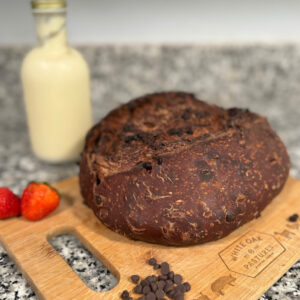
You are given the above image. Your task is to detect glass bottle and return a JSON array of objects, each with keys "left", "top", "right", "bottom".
[{"left": 21, "top": 0, "right": 92, "bottom": 163}]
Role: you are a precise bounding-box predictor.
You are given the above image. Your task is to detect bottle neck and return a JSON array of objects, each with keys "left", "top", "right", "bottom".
[{"left": 33, "top": 10, "right": 68, "bottom": 52}]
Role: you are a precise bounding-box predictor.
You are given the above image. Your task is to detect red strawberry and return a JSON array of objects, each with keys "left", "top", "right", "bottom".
[
  {"left": 21, "top": 182, "right": 60, "bottom": 221},
  {"left": 0, "top": 187, "right": 21, "bottom": 219}
]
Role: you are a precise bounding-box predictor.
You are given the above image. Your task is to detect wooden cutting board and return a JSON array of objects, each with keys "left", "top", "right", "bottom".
[{"left": 0, "top": 176, "right": 299, "bottom": 300}]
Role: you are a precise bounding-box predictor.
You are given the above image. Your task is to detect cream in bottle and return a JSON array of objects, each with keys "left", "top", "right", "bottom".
[{"left": 21, "top": 0, "right": 92, "bottom": 163}]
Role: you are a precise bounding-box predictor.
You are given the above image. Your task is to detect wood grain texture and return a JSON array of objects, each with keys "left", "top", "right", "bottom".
[{"left": 0, "top": 176, "right": 299, "bottom": 300}]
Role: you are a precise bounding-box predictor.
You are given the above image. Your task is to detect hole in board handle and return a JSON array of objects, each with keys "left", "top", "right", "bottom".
[
  {"left": 0, "top": 241, "right": 38, "bottom": 299},
  {"left": 48, "top": 232, "right": 118, "bottom": 292}
]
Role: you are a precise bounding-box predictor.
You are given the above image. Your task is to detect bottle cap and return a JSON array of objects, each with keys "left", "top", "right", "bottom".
[{"left": 31, "top": 0, "right": 66, "bottom": 10}]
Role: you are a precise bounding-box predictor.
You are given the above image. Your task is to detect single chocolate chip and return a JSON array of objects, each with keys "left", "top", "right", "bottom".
[
  {"left": 195, "top": 112, "right": 206, "bottom": 118},
  {"left": 195, "top": 159, "right": 214, "bottom": 182},
  {"left": 134, "top": 284, "right": 143, "bottom": 294},
  {"left": 161, "top": 262, "right": 170, "bottom": 275},
  {"left": 128, "top": 103, "right": 136, "bottom": 114},
  {"left": 136, "top": 161, "right": 144, "bottom": 166},
  {"left": 124, "top": 136, "right": 131, "bottom": 144},
  {"left": 95, "top": 196, "right": 102, "bottom": 204},
  {"left": 237, "top": 166, "right": 247, "bottom": 176},
  {"left": 157, "top": 280, "right": 166, "bottom": 289},
  {"left": 183, "top": 282, "right": 191, "bottom": 292},
  {"left": 125, "top": 133, "right": 145, "bottom": 144},
  {"left": 125, "top": 135, "right": 137, "bottom": 144},
  {"left": 131, "top": 275, "right": 140, "bottom": 284},
  {"left": 146, "top": 276, "right": 153, "bottom": 283},
  {"left": 136, "top": 133, "right": 146, "bottom": 142},
  {"left": 142, "top": 162, "right": 152, "bottom": 171},
  {"left": 121, "top": 290, "right": 129, "bottom": 299},
  {"left": 154, "top": 263, "right": 161, "bottom": 270},
  {"left": 185, "top": 108, "right": 193, "bottom": 113},
  {"left": 181, "top": 113, "right": 190, "bottom": 120},
  {"left": 96, "top": 176, "right": 101, "bottom": 185},
  {"left": 168, "top": 128, "right": 177, "bottom": 135},
  {"left": 155, "top": 156, "right": 163, "bottom": 165},
  {"left": 158, "top": 275, "right": 168, "bottom": 281},
  {"left": 92, "top": 147, "right": 99, "bottom": 153},
  {"left": 148, "top": 258, "right": 157, "bottom": 266},
  {"left": 225, "top": 211, "right": 235, "bottom": 222},
  {"left": 175, "top": 284, "right": 185, "bottom": 293},
  {"left": 168, "top": 128, "right": 183, "bottom": 137},
  {"left": 155, "top": 289, "right": 165, "bottom": 299},
  {"left": 288, "top": 213, "right": 299, "bottom": 222},
  {"left": 164, "top": 282, "right": 173, "bottom": 293},
  {"left": 186, "top": 127, "right": 193, "bottom": 135},
  {"left": 168, "top": 271, "right": 174, "bottom": 280},
  {"left": 167, "top": 290, "right": 175, "bottom": 298},
  {"left": 174, "top": 292, "right": 184, "bottom": 300},
  {"left": 173, "top": 274, "right": 182, "bottom": 285},
  {"left": 177, "top": 129, "right": 183, "bottom": 137},
  {"left": 150, "top": 282, "right": 158, "bottom": 292},
  {"left": 165, "top": 279, "right": 173, "bottom": 286},
  {"left": 146, "top": 292, "right": 156, "bottom": 300},
  {"left": 141, "top": 279, "right": 148, "bottom": 287},
  {"left": 225, "top": 120, "right": 234, "bottom": 128},
  {"left": 228, "top": 107, "right": 240, "bottom": 117},
  {"left": 143, "top": 285, "right": 151, "bottom": 295}
]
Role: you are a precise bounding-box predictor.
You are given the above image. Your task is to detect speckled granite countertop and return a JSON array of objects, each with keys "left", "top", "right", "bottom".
[{"left": 0, "top": 45, "right": 299, "bottom": 299}]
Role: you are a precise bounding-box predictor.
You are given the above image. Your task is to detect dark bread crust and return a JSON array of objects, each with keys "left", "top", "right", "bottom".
[{"left": 79, "top": 92, "right": 290, "bottom": 246}]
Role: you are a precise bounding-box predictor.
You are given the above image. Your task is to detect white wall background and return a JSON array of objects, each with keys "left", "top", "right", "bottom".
[{"left": 1, "top": 0, "right": 300, "bottom": 45}]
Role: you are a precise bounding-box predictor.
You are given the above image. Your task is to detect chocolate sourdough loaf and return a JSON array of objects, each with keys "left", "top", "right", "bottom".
[{"left": 79, "top": 92, "right": 289, "bottom": 246}]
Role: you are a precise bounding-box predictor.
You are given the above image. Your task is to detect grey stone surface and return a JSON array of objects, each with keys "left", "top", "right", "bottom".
[{"left": 0, "top": 45, "right": 299, "bottom": 299}]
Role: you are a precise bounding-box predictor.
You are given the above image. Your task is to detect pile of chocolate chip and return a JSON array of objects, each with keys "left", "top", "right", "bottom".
[{"left": 120, "top": 258, "right": 191, "bottom": 300}]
